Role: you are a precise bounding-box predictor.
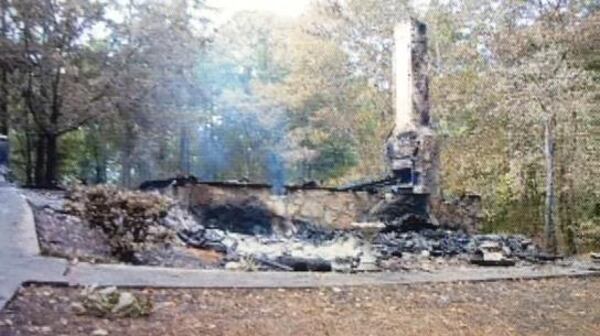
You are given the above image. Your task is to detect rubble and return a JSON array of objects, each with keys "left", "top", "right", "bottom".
[
  {"left": 275, "top": 256, "right": 332, "bottom": 272},
  {"left": 28, "top": 186, "right": 550, "bottom": 273},
  {"left": 26, "top": 189, "right": 217, "bottom": 269},
  {"left": 373, "top": 230, "right": 537, "bottom": 260},
  {"left": 26, "top": 190, "right": 115, "bottom": 263},
  {"left": 91, "top": 329, "right": 109, "bottom": 336},
  {"left": 76, "top": 286, "right": 153, "bottom": 318},
  {"left": 171, "top": 202, "right": 545, "bottom": 272},
  {"left": 470, "top": 241, "right": 516, "bottom": 267}
]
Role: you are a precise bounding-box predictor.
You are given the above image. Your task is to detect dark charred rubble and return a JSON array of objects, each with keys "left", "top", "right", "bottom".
[
  {"left": 171, "top": 201, "right": 546, "bottom": 272},
  {"left": 26, "top": 184, "right": 551, "bottom": 273},
  {"left": 130, "top": 168, "right": 547, "bottom": 273}
]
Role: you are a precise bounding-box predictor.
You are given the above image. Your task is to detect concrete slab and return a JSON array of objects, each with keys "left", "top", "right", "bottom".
[
  {"left": 60, "top": 262, "right": 599, "bottom": 289},
  {"left": 0, "top": 277, "right": 21, "bottom": 311},
  {"left": 0, "top": 186, "right": 40, "bottom": 257}
]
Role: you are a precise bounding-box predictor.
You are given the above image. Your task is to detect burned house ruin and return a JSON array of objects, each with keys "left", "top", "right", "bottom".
[{"left": 146, "top": 19, "right": 481, "bottom": 236}]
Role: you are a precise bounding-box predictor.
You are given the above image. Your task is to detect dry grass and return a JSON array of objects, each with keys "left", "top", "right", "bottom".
[{"left": 1, "top": 277, "right": 600, "bottom": 336}]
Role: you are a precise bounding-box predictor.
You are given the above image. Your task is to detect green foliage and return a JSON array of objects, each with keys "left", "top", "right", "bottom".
[
  {"left": 427, "top": 0, "right": 600, "bottom": 253},
  {"left": 309, "top": 134, "right": 358, "bottom": 182},
  {"left": 8, "top": 131, "right": 31, "bottom": 184},
  {"left": 482, "top": 172, "right": 544, "bottom": 236},
  {"left": 577, "top": 219, "right": 600, "bottom": 252},
  {"left": 57, "top": 130, "right": 89, "bottom": 184}
]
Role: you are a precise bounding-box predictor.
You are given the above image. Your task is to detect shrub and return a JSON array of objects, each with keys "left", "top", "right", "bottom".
[
  {"left": 66, "top": 185, "right": 172, "bottom": 261},
  {"left": 576, "top": 220, "right": 600, "bottom": 252}
]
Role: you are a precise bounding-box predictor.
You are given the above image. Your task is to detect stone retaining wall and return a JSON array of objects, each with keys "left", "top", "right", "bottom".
[
  {"left": 160, "top": 182, "right": 482, "bottom": 234},
  {"left": 180, "top": 184, "right": 382, "bottom": 231}
]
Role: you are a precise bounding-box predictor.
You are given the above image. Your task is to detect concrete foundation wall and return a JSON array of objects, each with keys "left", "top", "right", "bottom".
[
  {"left": 156, "top": 181, "right": 482, "bottom": 234},
  {"left": 179, "top": 184, "right": 382, "bottom": 230}
]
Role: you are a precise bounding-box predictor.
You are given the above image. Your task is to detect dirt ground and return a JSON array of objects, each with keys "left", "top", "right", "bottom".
[{"left": 1, "top": 277, "right": 599, "bottom": 336}]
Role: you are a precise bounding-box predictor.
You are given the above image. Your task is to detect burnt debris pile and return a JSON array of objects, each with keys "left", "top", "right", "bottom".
[
  {"left": 375, "top": 230, "right": 539, "bottom": 262},
  {"left": 170, "top": 201, "right": 546, "bottom": 272},
  {"left": 195, "top": 201, "right": 276, "bottom": 236},
  {"left": 45, "top": 182, "right": 550, "bottom": 272},
  {"left": 138, "top": 18, "right": 549, "bottom": 272}
]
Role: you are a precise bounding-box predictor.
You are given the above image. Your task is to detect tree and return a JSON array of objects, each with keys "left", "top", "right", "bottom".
[
  {"left": 105, "top": 0, "right": 208, "bottom": 187},
  {"left": 2, "top": 0, "right": 112, "bottom": 186},
  {"left": 0, "top": 0, "right": 9, "bottom": 135},
  {"left": 493, "top": 2, "right": 597, "bottom": 253}
]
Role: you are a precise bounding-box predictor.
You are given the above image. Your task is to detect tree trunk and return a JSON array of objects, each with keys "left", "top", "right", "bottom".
[
  {"left": 34, "top": 134, "right": 46, "bottom": 186},
  {"left": 44, "top": 133, "right": 58, "bottom": 187},
  {"left": 94, "top": 147, "right": 107, "bottom": 184},
  {"left": 544, "top": 113, "right": 558, "bottom": 254},
  {"left": 120, "top": 126, "right": 134, "bottom": 188},
  {"left": 562, "top": 109, "right": 578, "bottom": 254},
  {"left": 179, "top": 125, "right": 191, "bottom": 175},
  {"left": 560, "top": 169, "right": 576, "bottom": 254},
  {"left": 24, "top": 132, "right": 33, "bottom": 185},
  {"left": 0, "top": 0, "right": 8, "bottom": 136},
  {"left": 136, "top": 158, "right": 151, "bottom": 183},
  {"left": 120, "top": 153, "right": 132, "bottom": 187},
  {"left": 0, "top": 69, "right": 7, "bottom": 136}
]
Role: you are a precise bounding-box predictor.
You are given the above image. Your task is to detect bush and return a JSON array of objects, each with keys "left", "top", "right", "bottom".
[
  {"left": 66, "top": 185, "right": 172, "bottom": 261},
  {"left": 576, "top": 220, "right": 600, "bottom": 252}
]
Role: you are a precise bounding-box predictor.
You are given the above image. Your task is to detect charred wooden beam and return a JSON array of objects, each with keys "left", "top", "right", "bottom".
[{"left": 276, "top": 256, "right": 333, "bottom": 272}]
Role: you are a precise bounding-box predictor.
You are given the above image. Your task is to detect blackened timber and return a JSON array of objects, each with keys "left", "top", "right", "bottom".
[
  {"left": 338, "top": 176, "right": 415, "bottom": 193},
  {"left": 139, "top": 175, "right": 198, "bottom": 190},
  {"left": 276, "top": 256, "right": 333, "bottom": 272},
  {"left": 140, "top": 176, "right": 398, "bottom": 193}
]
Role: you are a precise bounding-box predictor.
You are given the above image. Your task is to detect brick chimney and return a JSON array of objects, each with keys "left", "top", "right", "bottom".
[{"left": 386, "top": 19, "right": 439, "bottom": 196}]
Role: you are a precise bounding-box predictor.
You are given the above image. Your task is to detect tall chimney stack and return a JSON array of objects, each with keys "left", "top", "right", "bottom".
[
  {"left": 393, "top": 19, "right": 430, "bottom": 134},
  {"left": 387, "top": 19, "right": 438, "bottom": 196}
]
